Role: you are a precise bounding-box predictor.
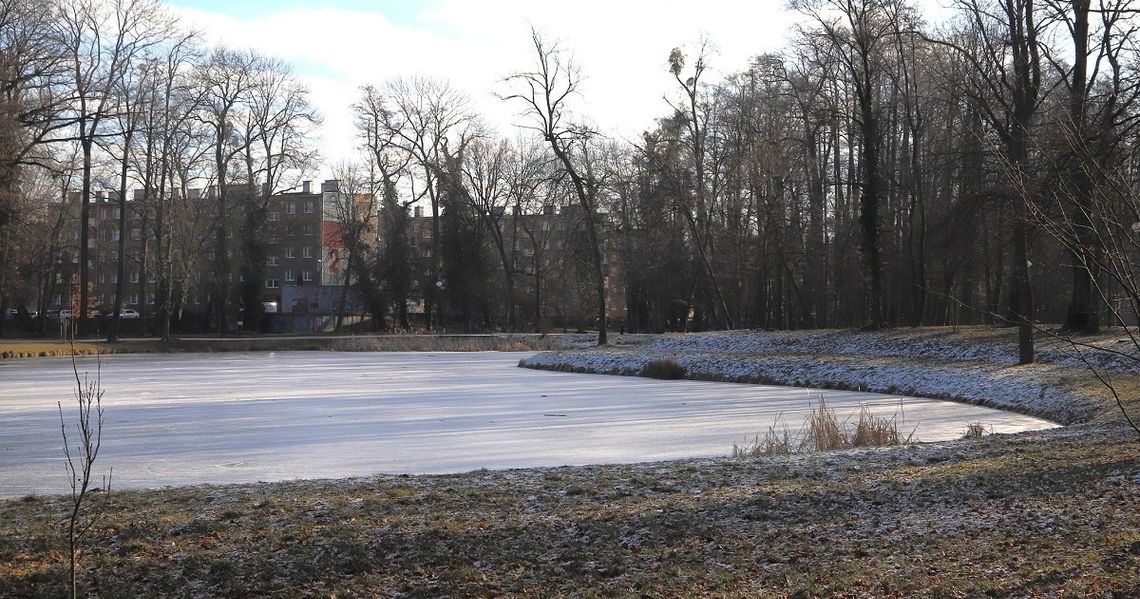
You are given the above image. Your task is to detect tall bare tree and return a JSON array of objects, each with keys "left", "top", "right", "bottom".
[
  {"left": 195, "top": 46, "right": 260, "bottom": 334},
  {"left": 58, "top": 0, "right": 167, "bottom": 336},
  {"left": 355, "top": 77, "right": 477, "bottom": 328},
  {"left": 505, "top": 29, "right": 611, "bottom": 345}
]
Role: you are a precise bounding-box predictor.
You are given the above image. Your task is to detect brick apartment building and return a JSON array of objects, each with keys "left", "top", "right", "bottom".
[
  {"left": 30, "top": 182, "right": 625, "bottom": 332},
  {"left": 32, "top": 180, "right": 371, "bottom": 327}
]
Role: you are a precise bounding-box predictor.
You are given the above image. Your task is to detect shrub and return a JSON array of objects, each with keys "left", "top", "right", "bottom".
[
  {"left": 963, "top": 422, "right": 988, "bottom": 439},
  {"left": 735, "top": 396, "right": 915, "bottom": 457},
  {"left": 641, "top": 358, "right": 687, "bottom": 380},
  {"left": 851, "top": 406, "right": 905, "bottom": 447},
  {"left": 803, "top": 397, "right": 847, "bottom": 451},
  {"left": 733, "top": 416, "right": 795, "bottom": 457}
]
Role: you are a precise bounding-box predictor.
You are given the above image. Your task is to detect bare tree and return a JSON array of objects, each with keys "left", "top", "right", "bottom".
[
  {"left": 145, "top": 32, "right": 203, "bottom": 342},
  {"left": 504, "top": 139, "right": 555, "bottom": 332},
  {"left": 1026, "top": 153, "right": 1140, "bottom": 435},
  {"left": 326, "top": 161, "right": 380, "bottom": 330},
  {"left": 58, "top": 346, "right": 111, "bottom": 598},
  {"left": 936, "top": 0, "right": 1045, "bottom": 363},
  {"left": 237, "top": 57, "right": 319, "bottom": 332},
  {"left": 58, "top": 0, "right": 168, "bottom": 336},
  {"left": 0, "top": 0, "right": 70, "bottom": 333},
  {"left": 666, "top": 40, "right": 735, "bottom": 329},
  {"left": 462, "top": 138, "right": 520, "bottom": 328},
  {"left": 505, "top": 29, "right": 611, "bottom": 345},
  {"left": 106, "top": 57, "right": 155, "bottom": 341},
  {"left": 195, "top": 46, "right": 260, "bottom": 334},
  {"left": 795, "top": 0, "right": 909, "bottom": 329},
  {"left": 355, "top": 77, "right": 478, "bottom": 328}
]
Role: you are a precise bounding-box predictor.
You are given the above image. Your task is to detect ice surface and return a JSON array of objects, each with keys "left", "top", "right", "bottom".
[{"left": 0, "top": 351, "right": 1056, "bottom": 498}]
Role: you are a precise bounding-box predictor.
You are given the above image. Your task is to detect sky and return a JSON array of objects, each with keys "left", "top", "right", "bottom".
[{"left": 164, "top": 1, "right": 950, "bottom": 175}]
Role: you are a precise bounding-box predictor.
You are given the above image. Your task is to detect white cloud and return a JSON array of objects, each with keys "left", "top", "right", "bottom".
[{"left": 167, "top": 2, "right": 819, "bottom": 173}]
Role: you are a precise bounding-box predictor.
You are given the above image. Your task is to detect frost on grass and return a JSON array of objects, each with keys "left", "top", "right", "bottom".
[
  {"left": 1, "top": 424, "right": 1136, "bottom": 597},
  {"left": 521, "top": 329, "right": 1104, "bottom": 424},
  {"left": 646, "top": 328, "right": 1140, "bottom": 373}
]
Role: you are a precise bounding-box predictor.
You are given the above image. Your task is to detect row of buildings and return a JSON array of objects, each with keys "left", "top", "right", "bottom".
[{"left": 27, "top": 180, "right": 625, "bottom": 331}]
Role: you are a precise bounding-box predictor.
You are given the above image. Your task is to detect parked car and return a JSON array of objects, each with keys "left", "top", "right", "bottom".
[
  {"left": 118, "top": 309, "right": 140, "bottom": 319},
  {"left": 58, "top": 309, "right": 73, "bottom": 320}
]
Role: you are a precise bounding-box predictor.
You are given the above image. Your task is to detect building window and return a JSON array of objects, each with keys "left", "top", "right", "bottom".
[
  {"left": 266, "top": 256, "right": 279, "bottom": 266},
  {"left": 302, "top": 246, "right": 312, "bottom": 258},
  {"left": 111, "top": 272, "right": 118, "bottom": 284},
  {"left": 304, "top": 201, "right": 314, "bottom": 214},
  {"left": 285, "top": 246, "right": 295, "bottom": 259},
  {"left": 266, "top": 279, "right": 280, "bottom": 289},
  {"left": 285, "top": 269, "right": 295, "bottom": 282},
  {"left": 111, "top": 229, "right": 120, "bottom": 241},
  {"left": 302, "top": 223, "right": 314, "bottom": 236},
  {"left": 98, "top": 273, "right": 105, "bottom": 284},
  {"left": 269, "top": 211, "right": 280, "bottom": 222},
  {"left": 302, "top": 270, "right": 312, "bottom": 282},
  {"left": 56, "top": 273, "right": 63, "bottom": 283},
  {"left": 286, "top": 202, "right": 296, "bottom": 215},
  {"left": 147, "top": 293, "right": 155, "bottom": 305},
  {"left": 128, "top": 293, "right": 138, "bottom": 305}
]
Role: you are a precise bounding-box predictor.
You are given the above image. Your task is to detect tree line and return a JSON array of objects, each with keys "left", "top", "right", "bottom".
[{"left": 4, "top": 0, "right": 1140, "bottom": 360}]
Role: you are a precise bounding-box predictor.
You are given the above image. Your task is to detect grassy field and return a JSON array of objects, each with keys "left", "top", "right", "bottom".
[
  {"left": 1, "top": 425, "right": 1137, "bottom": 597},
  {"left": 2, "top": 327, "right": 1138, "bottom": 597}
]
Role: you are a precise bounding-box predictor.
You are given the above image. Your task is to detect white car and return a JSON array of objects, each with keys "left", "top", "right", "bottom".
[{"left": 118, "top": 309, "right": 140, "bottom": 319}]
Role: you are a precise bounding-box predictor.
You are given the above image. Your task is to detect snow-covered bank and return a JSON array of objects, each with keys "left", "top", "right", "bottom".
[
  {"left": 646, "top": 328, "right": 1140, "bottom": 373},
  {"left": 520, "top": 329, "right": 1113, "bottom": 424}
]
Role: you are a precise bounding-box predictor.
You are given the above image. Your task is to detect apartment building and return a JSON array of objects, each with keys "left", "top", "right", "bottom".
[
  {"left": 35, "top": 180, "right": 371, "bottom": 327},
  {"left": 261, "top": 179, "right": 368, "bottom": 315}
]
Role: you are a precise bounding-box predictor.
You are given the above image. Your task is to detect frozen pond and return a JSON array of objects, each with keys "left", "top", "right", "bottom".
[{"left": 0, "top": 351, "right": 1057, "bottom": 498}]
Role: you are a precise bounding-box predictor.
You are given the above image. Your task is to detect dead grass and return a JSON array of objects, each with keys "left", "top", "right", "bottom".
[
  {"left": 732, "top": 416, "right": 794, "bottom": 457},
  {"left": 0, "top": 342, "right": 107, "bottom": 359},
  {"left": 733, "top": 399, "right": 914, "bottom": 457},
  {"left": 963, "top": 422, "right": 989, "bottom": 439},
  {"left": 1, "top": 424, "right": 1137, "bottom": 597}
]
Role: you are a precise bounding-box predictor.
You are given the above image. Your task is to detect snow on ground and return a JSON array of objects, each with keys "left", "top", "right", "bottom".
[
  {"left": 521, "top": 329, "right": 1108, "bottom": 425},
  {"left": 0, "top": 351, "right": 1054, "bottom": 498},
  {"left": 640, "top": 328, "right": 1140, "bottom": 373}
]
